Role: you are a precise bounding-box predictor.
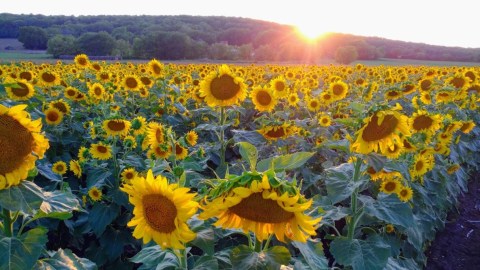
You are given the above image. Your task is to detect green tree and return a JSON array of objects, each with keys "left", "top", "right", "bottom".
[
  {"left": 18, "top": 26, "right": 48, "bottom": 50},
  {"left": 76, "top": 31, "right": 116, "bottom": 56},
  {"left": 335, "top": 46, "right": 358, "bottom": 64},
  {"left": 47, "top": 35, "right": 79, "bottom": 58}
]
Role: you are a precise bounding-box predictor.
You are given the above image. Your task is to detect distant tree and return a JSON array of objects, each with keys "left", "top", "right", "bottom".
[
  {"left": 113, "top": 39, "right": 133, "bottom": 59},
  {"left": 47, "top": 35, "right": 79, "bottom": 58},
  {"left": 18, "top": 26, "right": 48, "bottom": 49},
  {"left": 76, "top": 31, "right": 116, "bottom": 56},
  {"left": 335, "top": 46, "right": 358, "bottom": 64},
  {"left": 238, "top": 44, "right": 253, "bottom": 60},
  {"left": 254, "top": 44, "right": 277, "bottom": 61},
  {"left": 209, "top": 43, "right": 233, "bottom": 60},
  {"left": 133, "top": 31, "right": 193, "bottom": 60}
]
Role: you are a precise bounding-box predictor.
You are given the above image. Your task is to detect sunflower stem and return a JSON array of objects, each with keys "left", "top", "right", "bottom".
[
  {"left": 347, "top": 157, "right": 363, "bottom": 240},
  {"left": 262, "top": 234, "right": 274, "bottom": 251},
  {"left": 178, "top": 248, "right": 188, "bottom": 269},
  {"left": 254, "top": 238, "right": 262, "bottom": 253},
  {"left": 219, "top": 107, "right": 226, "bottom": 170},
  {"left": 2, "top": 209, "right": 13, "bottom": 237}
]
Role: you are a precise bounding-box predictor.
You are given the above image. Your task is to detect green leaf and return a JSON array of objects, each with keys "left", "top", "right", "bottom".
[
  {"left": 40, "top": 190, "right": 82, "bottom": 215},
  {"left": 236, "top": 142, "right": 258, "bottom": 171},
  {"left": 231, "top": 245, "right": 291, "bottom": 270},
  {"left": 192, "top": 255, "right": 219, "bottom": 270},
  {"left": 330, "top": 237, "right": 390, "bottom": 270},
  {"left": 257, "top": 152, "right": 315, "bottom": 172},
  {"left": 86, "top": 166, "right": 112, "bottom": 189},
  {"left": 232, "top": 130, "right": 266, "bottom": 145},
  {"left": 37, "top": 248, "right": 97, "bottom": 270},
  {"left": 36, "top": 161, "right": 63, "bottom": 182},
  {"left": 0, "top": 181, "right": 44, "bottom": 214},
  {"left": 190, "top": 227, "right": 215, "bottom": 256},
  {"left": 130, "top": 246, "right": 178, "bottom": 269},
  {"left": 0, "top": 227, "right": 48, "bottom": 270},
  {"left": 88, "top": 203, "right": 120, "bottom": 236},
  {"left": 363, "top": 194, "right": 414, "bottom": 228},
  {"left": 99, "top": 227, "right": 131, "bottom": 261},
  {"left": 325, "top": 163, "right": 368, "bottom": 204},
  {"left": 293, "top": 240, "right": 328, "bottom": 270}
]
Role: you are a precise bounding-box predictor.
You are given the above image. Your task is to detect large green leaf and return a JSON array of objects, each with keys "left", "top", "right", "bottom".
[
  {"left": 86, "top": 166, "right": 112, "bottom": 188},
  {"left": 236, "top": 142, "right": 258, "bottom": 171},
  {"left": 40, "top": 190, "right": 82, "bottom": 215},
  {"left": 130, "top": 246, "right": 178, "bottom": 269},
  {"left": 88, "top": 203, "right": 120, "bottom": 236},
  {"left": 0, "top": 227, "right": 48, "bottom": 270},
  {"left": 329, "top": 237, "right": 390, "bottom": 270},
  {"left": 292, "top": 240, "right": 328, "bottom": 270},
  {"left": 257, "top": 152, "right": 314, "bottom": 172},
  {"left": 190, "top": 226, "right": 215, "bottom": 256},
  {"left": 36, "top": 161, "right": 63, "bottom": 183},
  {"left": 231, "top": 245, "right": 291, "bottom": 270},
  {"left": 0, "top": 181, "right": 44, "bottom": 214},
  {"left": 36, "top": 248, "right": 97, "bottom": 270},
  {"left": 362, "top": 194, "right": 414, "bottom": 228},
  {"left": 325, "top": 163, "right": 368, "bottom": 204},
  {"left": 98, "top": 227, "right": 132, "bottom": 261},
  {"left": 191, "top": 255, "right": 219, "bottom": 270}
]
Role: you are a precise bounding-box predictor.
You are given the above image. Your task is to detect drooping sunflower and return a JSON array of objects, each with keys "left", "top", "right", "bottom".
[
  {"left": 329, "top": 80, "right": 349, "bottom": 101},
  {"left": 5, "top": 79, "right": 35, "bottom": 100},
  {"left": 121, "top": 170, "right": 198, "bottom": 249},
  {"left": 74, "top": 54, "right": 90, "bottom": 68},
  {"left": 44, "top": 107, "right": 64, "bottom": 126},
  {"left": 123, "top": 135, "right": 138, "bottom": 149},
  {"left": 410, "top": 110, "right": 443, "bottom": 135},
  {"left": 258, "top": 123, "right": 299, "bottom": 141},
  {"left": 397, "top": 186, "right": 413, "bottom": 202},
  {"left": 148, "top": 144, "right": 172, "bottom": 160},
  {"left": 250, "top": 85, "right": 277, "bottom": 112},
  {"left": 49, "top": 99, "right": 71, "bottom": 115},
  {"left": 318, "top": 114, "right": 332, "bottom": 127},
  {"left": 147, "top": 122, "right": 165, "bottom": 147},
  {"left": 459, "top": 120, "right": 476, "bottom": 134},
  {"left": 199, "top": 64, "right": 247, "bottom": 107},
  {"left": 185, "top": 130, "right": 198, "bottom": 146},
  {"left": 103, "top": 119, "right": 131, "bottom": 137},
  {"left": 0, "top": 104, "right": 49, "bottom": 190},
  {"left": 90, "top": 142, "right": 112, "bottom": 160},
  {"left": 121, "top": 168, "right": 138, "bottom": 184},
  {"left": 410, "top": 154, "right": 434, "bottom": 180},
  {"left": 351, "top": 109, "right": 410, "bottom": 154},
  {"left": 148, "top": 59, "right": 164, "bottom": 78},
  {"left": 131, "top": 116, "right": 148, "bottom": 136},
  {"left": 199, "top": 172, "right": 321, "bottom": 242},
  {"left": 270, "top": 76, "right": 289, "bottom": 99},
  {"left": 174, "top": 143, "right": 188, "bottom": 160},
  {"left": 52, "top": 161, "right": 68, "bottom": 175},
  {"left": 88, "top": 186, "right": 102, "bottom": 202},
  {"left": 70, "top": 159, "right": 82, "bottom": 178}
]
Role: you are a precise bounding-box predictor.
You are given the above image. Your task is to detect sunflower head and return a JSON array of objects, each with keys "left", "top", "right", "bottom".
[
  {"left": 5, "top": 78, "right": 35, "bottom": 101},
  {"left": 148, "top": 59, "right": 164, "bottom": 78},
  {"left": 199, "top": 171, "right": 321, "bottom": 243},
  {"left": 103, "top": 118, "right": 131, "bottom": 137},
  {"left": 44, "top": 107, "right": 64, "bottom": 126},
  {"left": 52, "top": 161, "right": 68, "bottom": 175},
  {"left": 74, "top": 54, "right": 90, "bottom": 68},
  {"left": 88, "top": 186, "right": 102, "bottom": 202},
  {"left": 121, "top": 170, "right": 198, "bottom": 249},
  {"left": 199, "top": 64, "right": 247, "bottom": 107},
  {"left": 250, "top": 85, "right": 277, "bottom": 112},
  {"left": 185, "top": 130, "right": 198, "bottom": 146}
]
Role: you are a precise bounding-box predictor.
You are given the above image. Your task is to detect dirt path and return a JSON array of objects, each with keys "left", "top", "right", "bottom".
[{"left": 425, "top": 177, "right": 480, "bottom": 270}]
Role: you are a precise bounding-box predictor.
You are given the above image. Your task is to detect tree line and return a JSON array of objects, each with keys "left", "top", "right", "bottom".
[{"left": 2, "top": 13, "right": 480, "bottom": 63}]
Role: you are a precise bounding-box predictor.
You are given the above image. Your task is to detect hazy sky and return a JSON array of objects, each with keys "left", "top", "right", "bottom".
[{"left": 3, "top": 0, "right": 480, "bottom": 48}]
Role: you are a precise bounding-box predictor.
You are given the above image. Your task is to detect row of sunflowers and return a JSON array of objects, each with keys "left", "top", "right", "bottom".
[{"left": 0, "top": 54, "right": 479, "bottom": 269}]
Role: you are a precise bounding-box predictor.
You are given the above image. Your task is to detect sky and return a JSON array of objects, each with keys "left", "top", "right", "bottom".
[{"left": 3, "top": 0, "right": 480, "bottom": 48}]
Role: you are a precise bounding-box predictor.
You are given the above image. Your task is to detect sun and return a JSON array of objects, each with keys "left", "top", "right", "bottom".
[{"left": 295, "top": 22, "right": 326, "bottom": 41}]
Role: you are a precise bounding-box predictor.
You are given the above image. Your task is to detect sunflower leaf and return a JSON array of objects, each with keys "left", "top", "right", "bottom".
[
  {"left": 257, "top": 152, "right": 314, "bottom": 172},
  {"left": 236, "top": 142, "right": 258, "bottom": 171},
  {"left": 231, "top": 245, "right": 291, "bottom": 270},
  {"left": 362, "top": 194, "right": 414, "bottom": 229},
  {"left": 36, "top": 248, "right": 97, "bottom": 270},
  {"left": 88, "top": 203, "right": 121, "bottom": 237},
  {"left": 330, "top": 237, "right": 390, "bottom": 270},
  {"left": 292, "top": 239, "right": 329, "bottom": 270},
  {"left": 0, "top": 227, "right": 48, "bottom": 270},
  {"left": 0, "top": 181, "right": 44, "bottom": 214}
]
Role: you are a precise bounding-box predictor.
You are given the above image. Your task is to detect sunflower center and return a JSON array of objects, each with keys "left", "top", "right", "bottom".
[
  {"left": 229, "top": 193, "right": 294, "bottom": 223},
  {"left": 141, "top": 77, "right": 152, "bottom": 85},
  {"left": 413, "top": 115, "right": 433, "bottom": 131},
  {"left": 126, "top": 77, "right": 138, "bottom": 88},
  {"left": 420, "top": 80, "right": 432, "bottom": 91},
  {"left": 332, "top": 84, "right": 345, "bottom": 96},
  {"left": 47, "top": 111, "right": 59, "bottom": 122},
  {"left": 19, "top": 72, "right": 32, "bottom": 81},
  {"left": 210, "top": 74, "right": 240, "bottom": 101},
  {"left": 53, "top": 102, "right": 68, "bottom": 114},
  {"left": 322, "top": 118, "right": 329, "bottom": 124},
  {"left": 56, "top": 164, "right": 65, "bottom": 171},
  {"left": 175, "top": 144, "right": 183, "bottom": 155},
  {"left": 265, "top": 127, "right": 286, "bottom": 138},
  {"left": 42, "top": 72, "right": 56, "bottom": 83},
  {"left": 152, "top": 64, "right": 162, "bottom": 75},
  {"left": 275, "top": 81, "right": 286, "bottom": 92},
  {"left": 77, "top": 57, "right": 87, "bottom": 66},
  {"left": 310, "top": 101, "right": 318, "bottom": 108},
  {"left": 66, "top": 89, "right": 76, "bottom": 97},
  {"left": 11, "top": 83, "right": 30, "bottom": 97},
  {"left": 361, "top": 114, "right": 398, "bottom": 142},
  {"left": 94, "top": 87, "right": 102, "bottom": 96},
  {"left": 416, "top": 160, "right": 424, "bottom": 171},
  {"left": 384, "top": 181, "right": 397, "bottom": 192},
  {"left": 107, "top": 120, "right": 126, "bottom": 131},
  {"left": 0, "top": 115, "right": 34, "bottom": 175},
  {"left": 155, "top": 129, "right": 163, "bottom": 143},
  {"left": 143, "top": 194, "right": 177, "bottom": 233},
  {"left": 126, "top": 172, "right": 134, "bottom": 179},
  {"left": 256, "top": 90, "right": 272, "bottom": 106},
  {"left": 450, "top": 77, "right": 465, "bottom": 89},
  {"left": 97, "top": 145, "right": 108, "bottom": 153}
]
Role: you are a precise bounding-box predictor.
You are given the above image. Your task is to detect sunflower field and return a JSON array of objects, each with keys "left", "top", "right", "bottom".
[{"left": 0, "top": 55, "right": 479, "bottom": 270}]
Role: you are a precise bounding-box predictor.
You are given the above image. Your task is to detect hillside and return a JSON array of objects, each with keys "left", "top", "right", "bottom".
[{"left": 1, "top": 13, "right": 479, "bottom": 62}]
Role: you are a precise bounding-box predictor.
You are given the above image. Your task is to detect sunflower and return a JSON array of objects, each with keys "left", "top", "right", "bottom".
[
  {"left": 447, "top": 164, "right": 460, "bottom": 174},
  {"left": 38, "top": 70, "right": 60, "bottom": 86},
  {"left": 74, "top": 54, "right": 90, "bottom": 68},
  {"left": 44, "top": 107, "right": 64, "bottom": 126},
  {"left": 121, "top": 168, "right": 138, "bottom": 184},
  {"left": 90, "top": 142, "right": 112, "bottom": 160},
  {"left": 103, "top": 119, "right": 131, "bottom": 137},
  {"left": 88, "top": 186, "right": 102, "bottom": 202},
  {"left": 381, "top": 141, "right": 404, "bottom": 159},
  {"left": 410, "top": 154, "right": 434, "bottom": 180},
  {"left": 459, "top": 121, "right": 476, "bottom": 134},
  {"left": 379, "top": 178, "right": 401, "bottom": 194},
  {"left": 270, "top": 76, "right": 289, "bottom": 98},
  {"left": 410, "top": 110, "right": 443, "bottom": 135},
  {"left": 5, "top": 79, "right": 35, "bottom": 100},
  {"left": 52, "top": 161, "right": 67, "bottom": 175},
  {"left": 123, "top": 135, "right": 138, "bottom": 149},
  {"left": 185, "top": 130, "right": 198, "bottom": 146},
  {"left": 250, "top": 85, "right": 277, "bottom": 112},
  {"left": 121, "top": 170, "right": 198, "bottom": 249},
  {"left": 199, "top": 173, "right": 321, "bottom": 242},
  {"left": 318, "top": 114, "right": 332, "bottom": 127},
  {"left": 287, "top": 92, "right": 299, "bottom": 107},
  {"left": 131, "top": 116, "right": 148, "bottom": 136},
  {"left": 147, "top": 122, "right": 165, "bottom": 147},
  {"left": 419, "top": 92, "right": 432, "bottom": 104},
  {"left": 175, "top": 143, "right": 188, "bottom": 160},
  {"left": 306, "top": 97, "right": 321, "bottom": 112},
  {"left": 385, "top": 224, "right": 395, "bottom": 233},
  {"left": 200, "top": 64, "right": 247, "bottom": 107},
  {"left": 88, "top": 83, "right": 106, "bottom": 101},
  {"left": 0, "top": 104, "right": 49, "bottom": 190},
  {"left": 435, "top": 90, "right": 455, "bottom": 103},
  {"left": 351, "top": 110, "right": 410, "bottom": 154},
  {"left": 49, "top": 99, "right": 71, "bottom": 115},
  {"left": 123, "top": 75, "right": 141, "bottom": 91},
  {"left": 148, "top": 59, "right": 164, "bottom": 78},
  {"left": 70, "top": 159, "right": 82, "bottom": 178},
  {"left": 258, "top": 123, "right": 298, "bottom": 141},
  {"left": 446, "top": 73, "right": 469, "bottom": 90},
  {"left": 329, "top": 81, "right": 349, "bottom": 101},
  {"left": 401, "top": 83, "right": 416, "bottom": 95},
  {"left": 18, "top": 70, "right": 35, "bottom": 82},
  {"left": 418, "top": 78, "right": 433, "bottom": 92},
  {"left": 384, "top": 89, "right": 403, "bottom": 100},
  {"left": 397, "top": 186, "right": 413, "bottom": 202},
  {"left": 148, "top": 144, "right": 172, "bottom": 159},
  {"left": 319, "top": 91, "right": 334, "bottom": 105}
]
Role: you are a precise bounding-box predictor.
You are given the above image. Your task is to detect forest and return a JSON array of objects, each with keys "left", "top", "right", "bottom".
[{"left": 2, "top": 13, "right": 480, "bottom": 63}]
